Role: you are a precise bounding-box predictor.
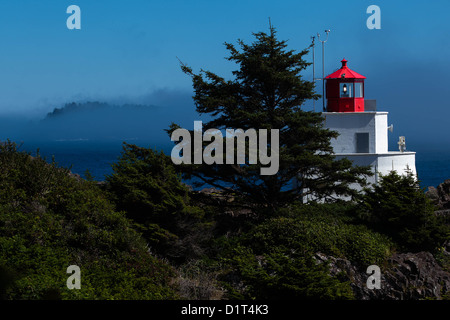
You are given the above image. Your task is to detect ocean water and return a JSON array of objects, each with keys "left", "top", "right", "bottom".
[
  {"left": 18, "top": 140, "right": 450, "bottom": 189},
  {"left": 414, "top": 149, "right": 450, "bottom": 188},
  {"left": 20, "top": 139, "right": 171, "bottom": 181}
]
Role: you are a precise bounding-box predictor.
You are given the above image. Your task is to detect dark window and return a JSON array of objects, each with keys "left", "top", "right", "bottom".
[{"left": 356, "top": 133, "right": 369, "bottom": 153}]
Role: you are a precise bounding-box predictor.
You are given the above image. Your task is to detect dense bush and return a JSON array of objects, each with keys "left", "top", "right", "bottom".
[
  {"left": 360, "top": 171, "right": 450, "bottom": 252},
  {"left": 247, "top": 216, "right": 393, "bottom": 267},
  {"left": 222, "top": 245, "right": 354, "bottom": 300},
  {"left": 0, "top": 141, "right": 177, "bottom": 299},
  {"left": 214, "top": 202, "right": 394, "bottom": 299},
  {"left": 106, "top": 143, "right": 213, "bottom": 263}
]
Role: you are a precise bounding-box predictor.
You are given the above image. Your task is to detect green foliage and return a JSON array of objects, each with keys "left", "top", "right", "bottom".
[
  {"left": 434, "top": 246, "right": 450, "bottom": 273},
  {"left": 4, "top": 136, "right": 447, "bottom": 300},
  {"left": 106, "top": 143, "right": 211, "bottom": 262},
  {"left": 214, "top": 202, "right": 393, "bottom": 299},
  {"left": 360, "top": 170, "right": 450, "bottom": 252},
  {"left": 173, "top": 26, "right": 372, "bottom": 215},
  {"left": 107, "top": 143, "right": 193, "bottom": 220},
  {"left": 223, "top": 246, "right": 354, "bottom": 300},
  {"left": 0, "top": 141, "right": 177, "bottom": 299},
  {"left": 247, "top": 215, "right": 393, "bottom": 267}
]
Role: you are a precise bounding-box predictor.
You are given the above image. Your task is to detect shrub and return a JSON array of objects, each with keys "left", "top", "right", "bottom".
[
  {"left": 360, "top": 170, "right": 450, "bottom": 252},
  {"left": 246, "top": 207, "right": 393, "bottom": 267},
  {"left": 221, "top": 245, "right": 354, "bottom": 300},
  {"left": 0, "top": 141, "right": 177, "bottom": 299},
  {"left": 214, "top": 202, "right": 394, "bottom": 299},
  {"left": 106, "top": 143, "right": 212, "bottom": 263}
]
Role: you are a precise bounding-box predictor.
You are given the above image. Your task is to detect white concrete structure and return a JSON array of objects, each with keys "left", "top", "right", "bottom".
[
  {"left": 299, "top": 58, "right": 417, "bottom": 201},
  {"left": 322, "top": 110, "right": 416, "bottom": 188}
]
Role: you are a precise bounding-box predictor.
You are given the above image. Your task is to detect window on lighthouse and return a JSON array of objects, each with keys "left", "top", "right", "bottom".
[
  {"left": 340, "top": 83, "right": 353, "bottom": 98},
  {"left": 355, "top": 82, "right": 363, "bottom": 98},
  {"left": 356, "top": 133, "right": 369, "bottom": 153}
]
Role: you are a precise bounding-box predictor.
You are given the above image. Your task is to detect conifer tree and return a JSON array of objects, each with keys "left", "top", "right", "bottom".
[
  {"left": 172, "top": 26, "right": 371, "bottom": 213},
  {"left": 106, "top": 143, "right": 205, "bottom": 261},
  {"left": 360, "top": 170, "right": 449, "bottom": 252}
]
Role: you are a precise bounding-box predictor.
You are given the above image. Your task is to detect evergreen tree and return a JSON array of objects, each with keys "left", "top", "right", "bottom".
[
  {"left": 106, "top": 143, "right": 207, "bottom": 262},
  {"left": 172, "top": 26, "right": 371, "bottom": 214},
  {"left": 360, "top": 170, "right": 449, "bottom": 252}
]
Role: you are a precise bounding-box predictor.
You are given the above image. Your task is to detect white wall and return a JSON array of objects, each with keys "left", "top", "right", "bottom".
[
  {"left": 376, "top": 152, "right": 417, "bottom": 178},
  {"left": 374, "top": 113, "right": 388, "bottom": 153},
  {"left": 301, "top": 111, "right": 418, "bottom": 202},
  {"left": 322, "top": 112, "right": 389, "bottom": 154},
  {"left": 334, "top": 152, "right": 417, "bottom": 185}
]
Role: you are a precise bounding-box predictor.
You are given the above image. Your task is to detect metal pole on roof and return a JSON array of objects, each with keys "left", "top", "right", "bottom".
[
  {"left": 317, "top": 30, "right": 330, "bottom": 112},
  {"left": 311, "top": 36, "right": 316, "bottom": 112}
]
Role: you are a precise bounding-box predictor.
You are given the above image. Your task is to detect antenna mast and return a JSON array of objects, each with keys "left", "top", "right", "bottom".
[
  {"left": 311, "top": 36, "right": 316, "bottom": 112},
  {"left": 316, "top": 29, "right": 331, "bottom": 112}
]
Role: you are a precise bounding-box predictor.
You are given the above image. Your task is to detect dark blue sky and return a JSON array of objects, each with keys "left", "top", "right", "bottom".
[{"left": 0, "top": 0, "right": 449, "bottom": 149}]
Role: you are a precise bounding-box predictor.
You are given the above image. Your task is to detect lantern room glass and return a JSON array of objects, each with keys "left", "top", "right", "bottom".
[
  {"left": 355, "top": 82, "right": 363, "bottom": 98},
  {"left": 340, "top": 82, "right": 353, "bottom": 98}
]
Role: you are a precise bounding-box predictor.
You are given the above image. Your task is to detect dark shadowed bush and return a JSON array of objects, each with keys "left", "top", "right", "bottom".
[
  {"left": 0, "top": 140, "right": 177, "bottom": 299},
  {"left": 105, "top": 142, "right": 212, "bottom": 263},
  {"left": 359, "top": 170, "right": 450, "bottom": 252},
  {"left": 213, "top": 202, "right": 394, "bottom": 299}
]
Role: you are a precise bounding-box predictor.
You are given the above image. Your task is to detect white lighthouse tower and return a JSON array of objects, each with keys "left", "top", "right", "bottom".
[{"left": 322, "top": 59, "right": 416, "bottom": 191}]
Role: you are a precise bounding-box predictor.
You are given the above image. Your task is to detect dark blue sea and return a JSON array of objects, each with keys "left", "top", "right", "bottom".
[
  {"left": 18, "top": 140, "right": 450, "bottom": 189},
  {"left": 20, "top": 139, "right": 169, "bottom": 181}
]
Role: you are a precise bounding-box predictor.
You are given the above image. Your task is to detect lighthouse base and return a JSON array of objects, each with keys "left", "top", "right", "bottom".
[
  {"left": 299, "top": 151, "right": 417, "bottom": 203},
  {"left": 334, "top": 151, "right": 416, "bottom": 182},
  {"left": 335, "top": 151, "right": 416, "bottom": 200}
]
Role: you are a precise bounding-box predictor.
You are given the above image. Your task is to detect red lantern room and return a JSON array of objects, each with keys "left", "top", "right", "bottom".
[{"left": 325, "top": 59, "right": 366, "bottom": 112}]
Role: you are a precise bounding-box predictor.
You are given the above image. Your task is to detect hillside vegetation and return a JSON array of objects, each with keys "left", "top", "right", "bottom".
[
  {"left": 1, "top": 140, "right": 448, "bottom": 300},
  {"left": 0, "top": 141, "right": 176, "bottom": 299}
]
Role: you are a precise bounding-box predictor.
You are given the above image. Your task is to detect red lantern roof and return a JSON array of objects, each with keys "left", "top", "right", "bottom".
[{"left": 325, "top": 59, "right": 366, "bottom": 79}]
